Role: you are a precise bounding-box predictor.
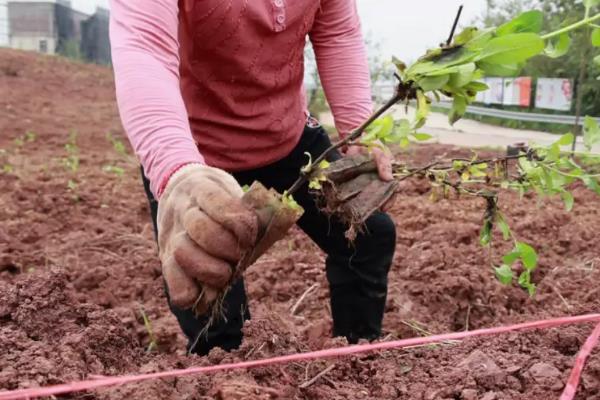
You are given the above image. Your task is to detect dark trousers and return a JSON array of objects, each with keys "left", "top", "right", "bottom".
[{"left": 142, "top": 124, "right": 396, "bottom": 355}]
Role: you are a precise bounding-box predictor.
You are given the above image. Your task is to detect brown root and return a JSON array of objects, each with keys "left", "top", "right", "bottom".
[
  {"left": 319, "top": 155, "right": 399, "bottom": 240},
  {"left": 322, "top": 155, "right": 377, "bottom": 183},
  {"left": 193, "top": 182, "right": 304, "bottom": 321}
]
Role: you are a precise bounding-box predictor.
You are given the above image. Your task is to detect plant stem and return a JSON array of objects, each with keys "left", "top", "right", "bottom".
[
  {"left": 286, "top": 91, "right": 403, "bottom": 196},
  {"left": 541, "top": 13, "right": 600, "bottom": 40},
  {"left": 542, "top": 163, "right": 600, "bottom": 179},
  {"left": 572, "top": 24, "right": 591, "bottom": 152},
  {"left": 446, "top": 5, "right": 464, "bottom": 46}
]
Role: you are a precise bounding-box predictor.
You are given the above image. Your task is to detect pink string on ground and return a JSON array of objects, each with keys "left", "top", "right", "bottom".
[
  {"left": 560, "top": 322, "right": 600, "bottom": 400},
  {"left": 1, "top": 313, "right": 600, "bottom": 400}
]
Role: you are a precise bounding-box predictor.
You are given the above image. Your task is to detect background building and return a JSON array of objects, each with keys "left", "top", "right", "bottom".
[
  {"left": 80, "top": 6, "right": 109, "bottom": 64},
  {"left": 0, "top": 0, "right": 9, "bottom": 47},
  {"left": 3, "top": 0, "right": 110, "bottom": 63}
]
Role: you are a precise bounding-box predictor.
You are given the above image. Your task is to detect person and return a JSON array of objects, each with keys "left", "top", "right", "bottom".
[{"left": 109, "top": 0, "right": 397, "bottom": 356}]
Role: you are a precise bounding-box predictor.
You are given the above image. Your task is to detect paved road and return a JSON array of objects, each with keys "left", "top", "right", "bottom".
[
  {"left": 403, "top": 107, "right": 600, "bottom": 153},
  {"left": 319, "top": 108, "right": 600, "bottom": 153}
]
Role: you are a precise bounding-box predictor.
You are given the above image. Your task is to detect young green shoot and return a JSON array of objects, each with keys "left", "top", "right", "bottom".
[{"left": 139, "top": 307, "right": 158, "bottom": 353}]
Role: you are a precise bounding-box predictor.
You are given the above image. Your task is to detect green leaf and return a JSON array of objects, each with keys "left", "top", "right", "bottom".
[
  {"left": 393, "top": 56, "right": 407, "bottom": 74},
  {"left": 411, "top": 133, "right": 433, "bottom": 141},
  {"left": 479, "top": 220, "right": 493, "bottom": 247},
  {"left": 400, "top": 136, "right": 410, "bottom": 149},
  {"left": 496, "top": 11, "right": 544, "bottom": 36},
  {"left": 453, "top": 160, "right": 465, "bottom": 170},
  {"left": 415, "top": 90, "right": 430, "bottom": 129},
  {"left": 375, "top": 115, "right": 395, "bottom": 140},
  {"left": 496, "top": 214, "right": 512, "bottom": 241},
  {"left": 516, "top": 242, "right": 538, "bottom": 270},
  {"left": 408, "top": 47, "right": 477, "bottom": 77},
  {"left": 448, "top": 63, "right": 476, "bottom": 88},
  {"left": 503, "top": 251, "right": 521, "bottom": 266},
  {"left": 465, "top": 28, "right": 495, "bottom": 51},
  {"left": 469, "top": 163, "right": 488, "bottom": 177},
  {"left": 592, "top": 28, "right": 600, "bottom": 47},
  {"left": 518, "top": 157, "right": 534, "bottom": 173},
  {"left": 477, "top": 33, "right": 545, "bottom": 65},
  {"left": 318, "top": 160, "right": 331, "bottom": 170},
  {"left": 464, "top": 81, "right": 489, "bottom": 92},
  {"left": 418, "top": 75, "right": 450, "bottom": 91},
  {"left": 545, "top": 33, "right": 571, "bottom": 58},
  {"left": 308, "top": 180, "right": 322, "bottom": 190},
  {"left": 555, "top": 133, "right": 575, "bottom": 147},
  {"left": 449, "top": 95, "right": 467, "bottom": 125},
  {"left": 363, "top": 115, "right": 395, "bottom": 144},
  {"left": 282, "top": 193, "right": 302, "bottom": 212},
  {"left": 495, "top": 264, "right": 515, "bottom": 285},
  {"left": 477, "top": 62, "right": 523, "bottom": 77},
  {"left": 583, "top": 116, "right": 600, "bottom": 151},
  {"left": 561, "top": 191, "right": 574, "bottom": 212},
  {"left": 385, "top": 118, "right": 411, "bottom": 144},
  {"left": 453, "top": 27, "right": 479, "bottom": 45},
  {"left": 518, "top": 271, "right": 536, "bottom": 296},
  {"left": 583, "top": 176, "right": 600, "bottom": 195}
]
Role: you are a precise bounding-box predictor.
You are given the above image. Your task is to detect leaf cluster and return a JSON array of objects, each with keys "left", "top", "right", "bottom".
[
  {"left": 389, "top": 7, "right": 600, "bottom": 138},
  {"left": 297, "top": 5, "right": 600, "bottom": 295},
  {"left": 388, "top": 130, "right": 600, "bottom": 295}
]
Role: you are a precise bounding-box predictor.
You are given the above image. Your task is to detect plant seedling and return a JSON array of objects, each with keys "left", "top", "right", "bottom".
[{"left": 286, "top": 5, "right": 600, "bottom": 295}]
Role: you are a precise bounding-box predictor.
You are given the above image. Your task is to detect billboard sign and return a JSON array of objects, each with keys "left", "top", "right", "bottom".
[
  {"left": 535, "top": 78, "right": 573, "bottom": 111},
  {"left": 503, "top": 77, "right": 532, "bottom": 107}
]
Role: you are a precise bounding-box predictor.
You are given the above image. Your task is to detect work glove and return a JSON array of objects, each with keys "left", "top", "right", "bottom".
[{"left": 157, "top": 164, "right": 259, "bottom": 314}]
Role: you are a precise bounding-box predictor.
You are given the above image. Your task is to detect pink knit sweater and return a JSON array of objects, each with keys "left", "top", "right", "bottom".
[{"left": 110, "top": 0, "right": 373, "bottom": 197}]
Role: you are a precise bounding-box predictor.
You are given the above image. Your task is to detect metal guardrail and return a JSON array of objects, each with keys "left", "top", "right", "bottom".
[{"left": 436, "top": 102, "right": 600, "bottom": 126}]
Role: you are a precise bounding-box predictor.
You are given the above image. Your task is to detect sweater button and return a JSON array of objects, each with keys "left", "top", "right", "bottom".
[
  {"left": 274, "top": 0, "right": 283, "bottom": 7},
  {"left": 276, "top": 14, "right": 285, "bottom": 23}
]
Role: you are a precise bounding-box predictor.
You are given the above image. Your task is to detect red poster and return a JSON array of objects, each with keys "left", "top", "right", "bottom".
[{"left": 517, "top": 77, "right": 532, "bottom": 107}]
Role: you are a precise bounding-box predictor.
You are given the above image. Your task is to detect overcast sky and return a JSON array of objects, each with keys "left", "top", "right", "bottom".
[
  {"left": 71, "top": 0, "right": 488, "bottom": 62},
  {"left": 356, "top": 0, "right": 487, "bottom": 62}
]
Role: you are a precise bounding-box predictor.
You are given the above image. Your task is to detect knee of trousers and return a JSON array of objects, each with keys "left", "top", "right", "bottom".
[
  {"left": 345, "top": 211, "right": 397, "bottom": 286},
  {"left": 361, "top": 211, "right": 396, "bottom": 259}
]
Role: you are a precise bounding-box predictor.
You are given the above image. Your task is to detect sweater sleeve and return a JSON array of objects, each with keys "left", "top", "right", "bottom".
[
  {"left": 309, "top": 0, "right": 373, "bottom": 138},
  {"left": 109, "top": 0, "right": 204, "bottom": 198}
]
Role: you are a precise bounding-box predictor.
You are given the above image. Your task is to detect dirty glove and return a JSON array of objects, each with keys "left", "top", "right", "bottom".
[{"left": 157, "top": 164, "right": 259, "bottom": 313}]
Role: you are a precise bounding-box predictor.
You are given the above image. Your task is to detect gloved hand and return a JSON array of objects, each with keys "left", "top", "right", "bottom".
[{"left": 157, "top": 164, "right": 259, "bottom": 313}]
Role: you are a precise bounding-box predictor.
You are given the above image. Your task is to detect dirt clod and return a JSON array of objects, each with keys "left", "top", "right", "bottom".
[{"left": 528, "top": 362, "right": 563, "bottom": 390}]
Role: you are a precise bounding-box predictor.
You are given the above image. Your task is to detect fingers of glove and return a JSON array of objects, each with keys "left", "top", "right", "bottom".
[
  {"left": 183, "top": 208, "right": 242, "bottom": 263},
  {"left": 162, "top": 256, "right": 200, "bottom": 309},
  {"left": 203, "top": 167, "right": 245, "bottom": 198},
  {"left": 172, "top": 233, "right": 232, "bottom": 289},
  {"left": 372, "top": 147, "right": 394, "bottom": 182},
  {"left": 193, "top": 179, "right": 258, "bottom": 248}
]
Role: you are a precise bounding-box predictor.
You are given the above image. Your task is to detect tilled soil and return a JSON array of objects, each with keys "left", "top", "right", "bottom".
[{"left": 1, "top": 49, "right": 600, "bottom": 400}]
